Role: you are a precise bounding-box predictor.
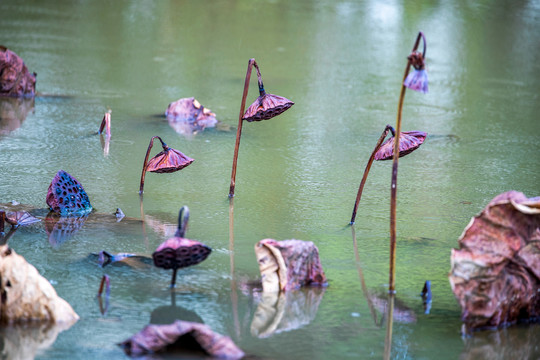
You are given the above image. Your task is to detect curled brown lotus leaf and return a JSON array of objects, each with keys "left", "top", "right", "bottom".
[
  {"left": 255, "top": 239, "right": 327, "bottom": 292},
  {"left": 0, "top": 245, "right": 79, "bottom": 325},
  {"left": 0, "top": 46, "right": 36, "bottom": 97},
  {"left": 449, "top": 191, "right": 540, "bottom": 331},
  {"left": 119, "top": 320, "right": 244, "bottom": 359},
  {"left": 374, "top": 130, "right": 427, "bottom": 161}
]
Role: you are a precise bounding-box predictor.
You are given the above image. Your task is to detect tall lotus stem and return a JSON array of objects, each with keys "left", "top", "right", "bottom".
[
  {"left": 139, "top": 136, "right": 165, "bottom": 194},
  {"left": 229, "top": 58, "right": 257, "bottom": 198},
  {"left": 350, "top": 125, "right": 395, "bottom": 224},
  {"left": 389, "top": 32, "right": 426, "bottom": 293}
]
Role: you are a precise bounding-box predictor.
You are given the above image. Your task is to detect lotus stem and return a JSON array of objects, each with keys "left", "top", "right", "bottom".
[
  {"left": 0, "top": 211, "right": 5, "bottom": 234},
  {"left": 254, "top": 62, "right": 265, "bottom": 96},
  {"left": 139, "top": 136, "right": 166, "bottom": 194},
  {"left": 229, "top": 58, "right": 257, "bottom": 198},
  {"left": 175, "top": 206, "right": 190, "bottom": 238},
  {"left": 389, "top": 31, "right": 424, "bottom": 293},
  {"left": 171, "top": 268, "right": 178, "bottom": 288},
  {"left": 350, "top": 125, "right": 395, "bottom": 224}
]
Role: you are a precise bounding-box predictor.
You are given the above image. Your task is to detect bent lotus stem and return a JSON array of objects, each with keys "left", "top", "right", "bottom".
[
  {"left": 139, "top": 136, "right": 167, "bottom": 194},
  {"left": 229, "top": 58, "right": 257, "bottom": 198},
  {"left": 389, "top": 31, "right": 426, "bottom": 293},
  {"left": 350, "top": 125, "right": 395, "bottom": 224},
  {"left": 175, "top": 206, "right": 190, "bottom": 238}
]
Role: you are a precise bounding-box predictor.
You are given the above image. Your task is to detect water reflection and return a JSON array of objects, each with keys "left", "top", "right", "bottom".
[
  {"left": 250, "top": 288, "right": 326, "bottom": 338},
  {"left": 460, "top": 324, "right": 540, "bottom": 360},
  {"left": 0, "top": 322, "right": 74, "bottom": 360},
  {"left": 44, "top": 213, "right": 88, "bottom": 248},
  {"left": 150, "top": 291, "right": 204, "bottom": 325},
  {"left": 0, "top": 97, "right": 34, "bottom": 136}
]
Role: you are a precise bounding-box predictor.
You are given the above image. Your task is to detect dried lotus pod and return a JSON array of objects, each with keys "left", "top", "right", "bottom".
[
  {"left": 46, "top": 170, "right": 92, "bottom": 216},
  {"left": 152, "top": 206, "right": 211, "bottom": 287}
]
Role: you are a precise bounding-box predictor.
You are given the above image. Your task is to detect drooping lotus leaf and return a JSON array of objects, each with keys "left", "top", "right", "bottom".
[
  {"left": 46, "top": 170, "right": 92, "bottom": 215},
  {"left": 145, "top": 147, "right": 194, "bottom": 174},
  {"left": 243, "top": 93, "right": 294, "bottom": 122},
  {"left": 374, "top": 131, "right": 427, "bottom": 161}
]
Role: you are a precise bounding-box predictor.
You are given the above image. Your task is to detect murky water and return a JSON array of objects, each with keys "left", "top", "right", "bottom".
[{"left": 1, "top": 0, "right": 539, "bottom": 359}]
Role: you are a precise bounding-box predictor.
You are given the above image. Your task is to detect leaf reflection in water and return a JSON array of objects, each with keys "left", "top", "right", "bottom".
[{"left": 250, "top": 287, "right": 326, "bottom": 338}]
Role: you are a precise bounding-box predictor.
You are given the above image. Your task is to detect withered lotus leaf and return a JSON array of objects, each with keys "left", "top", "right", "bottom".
[
  {"left": 146, "top": 147, "right": 194, "bottom": 173},
  {"left": 165, "top": 97, "right": 218, "bottom": 129},
  {"left": 243, "top": 93, "right": 294, "bottom": 122},
  {"left": 119, "top": 320, "right": 244, "bottom": 359},
  {"left": 255, "top": 239, "right": 327, "bottom": 292},
  {"left": 5, "top": 211, "right": 40, "bottom": 227},
  {"left": 449, "top": 191, "right": 540, "bottom": 331},
  {"left": 374, "top": 131, "right": 427, "bottom": 161},
  {"left": 0, "top": 244, "right": 79, "bottom": 325},
  {"left": 46, "top": 170, "right": 92, "bottom": 215},
  {"left": 0, "top": 46, "right": 36, "bottom": 97}
]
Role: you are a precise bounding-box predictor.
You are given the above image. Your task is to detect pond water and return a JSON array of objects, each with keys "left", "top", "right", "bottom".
[{"left": 1, "top": 0, "right": 539, "bottom": 359}]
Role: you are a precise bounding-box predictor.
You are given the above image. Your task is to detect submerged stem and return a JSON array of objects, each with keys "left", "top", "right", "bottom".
[
  {"left": 350, "top": 125, "right": 395, "bottom": 224},
  {"left": 229, "top": 58, "right": 256, "bottom": 198},
  {"left": 389, "top": 31, "right": 424, "bottom": 293}
]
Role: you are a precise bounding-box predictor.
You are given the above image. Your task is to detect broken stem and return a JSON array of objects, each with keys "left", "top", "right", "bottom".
[
  {"left": 139, "top": 136, "right": 167, "bottom": 194},
  {"left": 98, "top": 112, "right": 111, "bottom": 136},
  {"left": 350, "top": 125, "right": 395, "bottom": 224},
  {"left": 389, "top": 31, "right": 424, "bottom": 293},
  {"left": 229, "top": 58, "right": 257, "bottom": 198}
]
